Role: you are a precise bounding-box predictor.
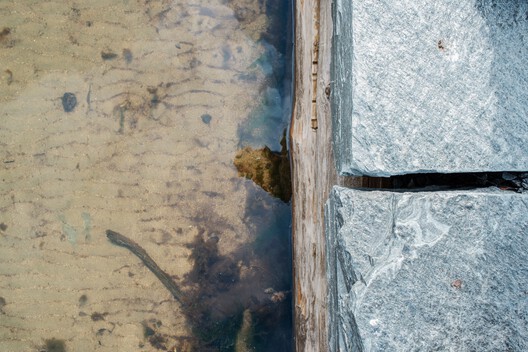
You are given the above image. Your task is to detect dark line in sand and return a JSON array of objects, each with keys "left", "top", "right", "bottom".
[{"left": 106, "top": 229, "right": 186, "bottom": 304}]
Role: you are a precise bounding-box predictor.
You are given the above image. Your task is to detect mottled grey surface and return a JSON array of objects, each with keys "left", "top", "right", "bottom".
[
  {"left": 326, "top": 186, "right": 528, "bottom": 351},
  {"left": 331, "top": 0, "right": 528, "bottom": 176}
]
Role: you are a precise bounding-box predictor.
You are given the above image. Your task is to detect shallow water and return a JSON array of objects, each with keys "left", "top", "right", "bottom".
[{"left": 0, "top": 1, "right": 292, "bottom": 351}]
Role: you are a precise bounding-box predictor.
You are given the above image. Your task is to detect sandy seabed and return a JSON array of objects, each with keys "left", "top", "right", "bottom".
[{"left": 0, "top": 0, "right": 286, "bottom": 350}]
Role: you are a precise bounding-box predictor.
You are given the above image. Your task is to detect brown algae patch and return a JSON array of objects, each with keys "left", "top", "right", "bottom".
[
  {"left": 234, "top": 131, "right": 291, "bottom": 202},
  {"left": 181, "top": 228, "right": 290, "bottom": 350},
  {"left": 40, "top": 338, "right": 67, "bottom": 352}
]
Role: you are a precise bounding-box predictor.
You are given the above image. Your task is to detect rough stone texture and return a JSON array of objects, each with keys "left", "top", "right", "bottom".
[
  {"left": 331, "top": 0, "right": 528, "bottom": 176},
  {"left": 326, "top": 186, "right": 528, "bottom": 351}
]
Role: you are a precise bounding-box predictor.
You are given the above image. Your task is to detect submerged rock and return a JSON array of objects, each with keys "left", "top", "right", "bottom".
[
  {"left": 233, "top": 132, "right": 291, "bottom": 202},
  {"left": 201, "top": 113, "right": 212, "bottom": 125},
  {"left": 326, "top": 186, "right": 528, "bottom": 351},
  {"left": 61, "top": 92, "right": 77, "bottom": 112}
]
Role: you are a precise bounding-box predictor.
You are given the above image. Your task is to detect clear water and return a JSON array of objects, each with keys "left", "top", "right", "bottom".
[{"left": 0, "top": 1, "right": 292, "bottom": 351}]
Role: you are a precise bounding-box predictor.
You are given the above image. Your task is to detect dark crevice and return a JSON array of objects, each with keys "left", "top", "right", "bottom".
[{"left": 350, "top": 172, "right": 528, "bottom": 192}]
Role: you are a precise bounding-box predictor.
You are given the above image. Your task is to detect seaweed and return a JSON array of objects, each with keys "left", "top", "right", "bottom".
[
  {"left": 142, "top": 321, "right": 168, "bottom": 350},
  {"left": 181, "top": 224, "right": 291, "bottom": 351},
  {"left": 233, "top": 130, "right": 291, "bottom": 202},
  {"left": 106, "top": 216, "right": 290, "bottom": 350},
  {"left": 41, "top": 338, "right": 66, "bottom": 352}
]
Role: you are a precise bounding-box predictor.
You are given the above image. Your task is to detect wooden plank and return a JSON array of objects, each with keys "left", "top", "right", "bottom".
[{"left": 290, "top": 1, "right": 362, "bottom": 351}]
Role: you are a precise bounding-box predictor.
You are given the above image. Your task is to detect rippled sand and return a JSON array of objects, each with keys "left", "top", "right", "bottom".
[{"left": 0, "top": 0, "right": 289, "bottom": 350}]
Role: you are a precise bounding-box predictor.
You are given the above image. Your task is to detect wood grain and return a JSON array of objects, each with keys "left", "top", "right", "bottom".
[{"left": 290, "top": 1, "right": 361, "bottom": 351}]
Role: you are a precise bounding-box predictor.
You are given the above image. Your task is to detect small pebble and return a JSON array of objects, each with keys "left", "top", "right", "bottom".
[
  {"left": 201, "top": 113, "right": 212, "bottom": 125},
  {"left": 123, "top": 48, "right": 133, "bottom": 64},
  {"left": 0, "top": 27, "right": 10, "bottom": 40},
  {"left": 78, "top": 294, "right": 88, "bottom": 306},
  {"left": 91, "top": 312, "right": 107, "bottom": 321},
  {"left": 4, "top": 69, "right": 13, "bottom": 85},
  {"left": 101, "top": 51, "right": 118, "bottom": 60},
  {"left": 62, "top": 92, "right": 77, "bottom": 112},
  {"left": 451, "top": 279, "right": 463, "bottom": 289}
]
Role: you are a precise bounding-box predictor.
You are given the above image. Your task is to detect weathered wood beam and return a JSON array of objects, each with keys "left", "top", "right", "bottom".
[{"left": 290, "top": 0, "right": 361, "bottom": 350}]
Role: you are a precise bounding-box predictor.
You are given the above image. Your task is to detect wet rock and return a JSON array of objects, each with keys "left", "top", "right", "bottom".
[
  {"left": 61, "top": 92, "right": 77, "bottom": 112},
  {"left": 326, "top": 186, "right": 528, "bottom": 351},
  {"left": 233, "top": 131, "right": 291, "bottom": 202}
]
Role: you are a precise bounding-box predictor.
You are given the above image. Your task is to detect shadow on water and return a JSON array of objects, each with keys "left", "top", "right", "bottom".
[
  {"left": 110, "top": 0, "right": 293, "bottom": 350},
  {"left": 241, "top": 190, "right": 293, "bottom": 352},
  {"left": 0, "top": 0, "right": 294, "bottom": 350},
  {"left": 179, "top": 0, "right": 293, "bottom": 349},
  {"left": 99, "top": 0, "right": 292, "bottom": 349},
  {"left": 130, "top": 193, "right": 291, "bottom": 351},
  {"left": 233, "top": 0, "right": 293, "bottom": 151},
  {"left": 181, "top": 208, "right": 292, "bottom": 351}
]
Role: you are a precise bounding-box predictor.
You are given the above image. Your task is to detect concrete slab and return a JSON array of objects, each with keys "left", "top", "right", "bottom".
[
  {"left": 326, "top": 186, "right": 528, "bottom": 351},
  {"left": 331, "top": 1, "right": 528, "bottom": 176}
]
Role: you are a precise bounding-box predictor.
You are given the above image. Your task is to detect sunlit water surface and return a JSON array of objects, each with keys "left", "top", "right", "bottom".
[{"left": 0, "top": 0, "right": 292, "bottom": 351}]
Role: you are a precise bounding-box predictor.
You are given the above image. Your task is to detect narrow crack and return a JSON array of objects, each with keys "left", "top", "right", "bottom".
[{"left": 355, "top": 172, "right": 528, "bottom": 192}]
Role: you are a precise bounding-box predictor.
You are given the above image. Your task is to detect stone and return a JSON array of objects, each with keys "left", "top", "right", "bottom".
[
  {"left": 331, "top": 0, "right": 528, "bottom": 176},
  {"left": 233, "top": 131, "right": 291, "bottom": 202},
  {"left": 122, "top": 48, "right": 133, "bottom": 64},
  {"left": 326, "top": 186, "right": 528, "bottom": 351},
  {"left": 61, "top": 92, "right": 77, "bottom": 112},
  {"left": 201, "top": 113, "right": 212, "bottom": 125}
]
